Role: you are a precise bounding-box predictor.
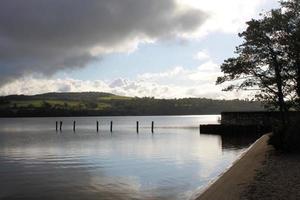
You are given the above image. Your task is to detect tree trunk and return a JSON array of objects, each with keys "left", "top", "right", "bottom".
[
  {"left": 272, "top": 54, "right": 288, "bottom": 147},
  {"left": 275, "top": 68, "right": 287, "bottom": 124},
  {"left": 296, "top": 59, "right": 300, "bottom": 99},
  {"left": 271, "top": 52, "right": 288, "bottom": 125}
]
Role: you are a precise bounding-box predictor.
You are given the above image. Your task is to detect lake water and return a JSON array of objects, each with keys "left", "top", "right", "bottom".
[{"left": 0, "top": 115, "right": 258, "bottom": 200}]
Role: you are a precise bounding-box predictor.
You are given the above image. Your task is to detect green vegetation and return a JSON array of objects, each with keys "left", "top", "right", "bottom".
[{"left": 0, "top": 92, "right": 264, "bottom": 117}]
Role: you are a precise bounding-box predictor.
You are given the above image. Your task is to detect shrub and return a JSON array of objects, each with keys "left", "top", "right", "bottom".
[
  {"left": 269, "top": 121, "right": 285, "bottom": 151},
  {"left": 269, "top": 118, "right": 300, "bottom": 153}
]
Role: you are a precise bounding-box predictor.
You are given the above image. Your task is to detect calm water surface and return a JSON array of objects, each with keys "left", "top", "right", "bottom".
[{"left": 0, "top": 115, "right": 257, "bottom": 200}]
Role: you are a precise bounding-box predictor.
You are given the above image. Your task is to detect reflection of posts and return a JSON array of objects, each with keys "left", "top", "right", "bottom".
[
  {"left": 151, "top": 121, "right": 154, "bottom": 133},
  {"left": 60, "top": 121, "right": 63, "bottom": 131},
  {"left": 199, "top": 124, "right": 201, "bottom": 134},
  {"left": 136, "top": 121, "right": 139, "bottom": 134},
  {"left": 73, "top": 121, "right": 76, "bottom": 132},
  {"left": 110, "top": 121, "right": 113, "bottom": 132},
  {"left": 56, "top": 121, "right": 58, "bottom": 131},
  {"left": 97, "top": 121, "right": 99, "bottom": 132}
]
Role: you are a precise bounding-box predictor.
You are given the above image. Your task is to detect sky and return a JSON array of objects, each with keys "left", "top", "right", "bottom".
[{"left": 0, "top": 0, "right": 279, "bottom": 99}]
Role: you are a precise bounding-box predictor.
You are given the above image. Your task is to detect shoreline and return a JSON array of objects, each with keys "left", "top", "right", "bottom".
[
  {"left": 0, "top": 114, "right": 220, "bottom": 118},
  {"left": 195, "top": 133, "right": 272, "bottom": 200}
]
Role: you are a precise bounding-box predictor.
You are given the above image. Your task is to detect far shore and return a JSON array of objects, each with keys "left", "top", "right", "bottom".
[
  {"left": 0, "top": 114, "right": 221, "bottom": 118},
  {"left": 195, "top": 134, "right": 272, "bottom": 200}
]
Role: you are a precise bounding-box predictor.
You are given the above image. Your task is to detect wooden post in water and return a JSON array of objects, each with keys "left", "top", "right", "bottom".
[
  {"left": 56, "top": 121, "right": 58, "bottom": 131},
  {"left": 60, "top": 121, "right": 63, "bottom": 131},
  {"left": 96, "top": 121, "right": 99, "bottom": 132},
  {"left": 73, "top": 121, "right": 76, "bottom": 132},
  {"left": 151, "top": 121, "right": 154, "bottom": 133},
  {"left": 136, "top": 121, "right": 139, "bottom": 134},
  {"left": 110, "top": 121, "right": 113, "bottom": 132}
]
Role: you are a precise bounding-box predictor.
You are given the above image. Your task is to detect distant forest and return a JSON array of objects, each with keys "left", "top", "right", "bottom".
[{"left": 0, "top": 92, "right": 265, "bottom": 117}]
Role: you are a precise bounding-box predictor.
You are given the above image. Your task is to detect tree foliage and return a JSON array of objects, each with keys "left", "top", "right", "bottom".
[
  {"left": 217, "top": 0, "right": 300, "bottom": 118},
  {"left": 280, "top": 0, "right": 300, "bottom": 107}
]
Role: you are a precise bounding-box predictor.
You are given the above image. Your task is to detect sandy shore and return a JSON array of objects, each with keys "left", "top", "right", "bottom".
[{"left": 195, "top": 134, "right": 272, "bottom": 200}]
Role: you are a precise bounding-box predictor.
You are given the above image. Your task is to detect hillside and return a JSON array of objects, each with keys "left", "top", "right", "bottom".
[{"left": 0, "top": 92, "right": 265, "bottom": 117}]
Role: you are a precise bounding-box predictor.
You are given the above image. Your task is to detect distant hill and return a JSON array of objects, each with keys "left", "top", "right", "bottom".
[
  {"left": 2, "top": 92, "right": 128, "bottom": 101},
  {"left": 0, "top": 92, "right": 265, "bottom": 117}
]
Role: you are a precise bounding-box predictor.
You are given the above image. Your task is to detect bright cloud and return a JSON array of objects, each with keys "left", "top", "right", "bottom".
[
  {"left": 178, "top": 0, "right": 278, "bottom": 36},
  {"left": 0, "top": 59, "right": 252, "bottom": 99},
  {"left": 194, "top": 50, "right": 210, "bottom": 61}
]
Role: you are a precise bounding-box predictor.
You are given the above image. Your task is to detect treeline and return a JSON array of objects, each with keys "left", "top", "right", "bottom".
[{"left": 0, "top": 92, "right": 264, "bottom": 117}]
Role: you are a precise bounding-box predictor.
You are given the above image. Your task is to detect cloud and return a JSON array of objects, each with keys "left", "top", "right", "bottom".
[
  {"left": 0, "top": 0, "right": 277, "bottom": 97},
  {"left": 137, "top": 60, "right": 221, "bottom": 85},
  {"left": 0, "top": 60, "right": 252, "bottom": 99},
  {"left": 0, "top": 0, "right": 207, "bottom": 86},
  {"left": 194, "top": 50, "right": 210, "bottom": 61},
  {"left": 0, "top": 77, "right": 110, "bottom": 96},
  {"left": 178, "top": 0, "right": 278, "bottom": 37}
]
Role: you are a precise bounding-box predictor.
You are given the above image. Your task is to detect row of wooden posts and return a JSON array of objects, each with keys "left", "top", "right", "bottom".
[{"left": 55, "top": 121, "right": 155, "bottom": 133}]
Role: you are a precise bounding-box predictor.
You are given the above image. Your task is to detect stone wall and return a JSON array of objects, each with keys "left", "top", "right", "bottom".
[{"left": 221, "top": 111, "right": 300, "bottom": 126}]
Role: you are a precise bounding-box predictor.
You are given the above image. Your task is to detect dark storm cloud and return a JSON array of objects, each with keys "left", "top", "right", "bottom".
[{"left": 0, "top": 0, "right": 207, "bottom": 85}]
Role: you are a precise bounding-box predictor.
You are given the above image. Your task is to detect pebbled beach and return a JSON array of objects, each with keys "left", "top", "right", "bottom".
[{"left": 241, "top": 149, "right": 300, "bottom": 200}]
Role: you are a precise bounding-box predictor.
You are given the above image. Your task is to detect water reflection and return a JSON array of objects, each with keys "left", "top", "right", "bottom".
[
  {"left": 0, "top": 116, "right": 256, "bottom": 200},
  {"left": 221, "top": 133, "right": 260, "bottom": 150}
]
